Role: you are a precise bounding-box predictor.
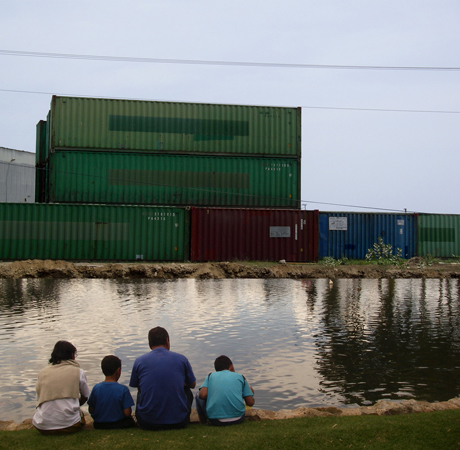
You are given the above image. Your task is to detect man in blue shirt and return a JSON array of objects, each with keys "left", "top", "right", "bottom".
[
  {"left": 129, "top": 327, "right": 196, "bottom": 430},
  {"left": 196, "top": 355, "right": 254, "bottom": 426}
]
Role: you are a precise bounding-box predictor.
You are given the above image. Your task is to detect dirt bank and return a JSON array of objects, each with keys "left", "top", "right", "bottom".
[{"left": 1, "top": 259, "right": 460, "bottom": 279}]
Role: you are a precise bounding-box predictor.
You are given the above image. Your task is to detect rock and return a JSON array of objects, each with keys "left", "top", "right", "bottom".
[
  {"left": 315, "top": 406, "right": 343, "bottom": 415},
  {"left": 190, "top": 409, "right": 199, "bottom": 423},
  {"left": 0, "top": 421, "right": 18, "bottom": 431},
  {"left": 15, "top": 419, "right": 34, "bottom": 430}
]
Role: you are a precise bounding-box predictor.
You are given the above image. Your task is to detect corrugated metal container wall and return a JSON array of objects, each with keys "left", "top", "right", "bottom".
[
  {"left": 190, "top": 208, "right": 318, "bottom": 262},
  {"left": 0, "top": 164, "right": 35, "bottom": 203},
  {"left": 417, "top": 214, "right": 460, "bottom": 257},
  {"left": 47, "top": 151, "right": 300, "bottom": 208},
  {"left": 1, "top": 149, "right": 35, "bottom": 203},
  {"left": 0, "top": 203, "right": 189, "bottom": 261},
  {"left": 319, "top": 212, "right": 416, "bottom": 259},
  {"left": 49, "top": 96, "right": 301, "bottom": 157}
]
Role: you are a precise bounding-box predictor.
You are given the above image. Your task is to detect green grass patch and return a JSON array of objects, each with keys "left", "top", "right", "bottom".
[{"left": 2, "top": 410, "right": 460, "bottom": 450}]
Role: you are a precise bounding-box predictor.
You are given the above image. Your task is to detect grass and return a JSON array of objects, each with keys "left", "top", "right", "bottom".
[{"left": 2, "top": 410, "right": 460, "bottom": 450}]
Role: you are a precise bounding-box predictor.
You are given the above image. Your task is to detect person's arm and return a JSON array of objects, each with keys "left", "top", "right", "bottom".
[
  {"left": 184, "top": 358, "right": 196, "bottom": 389},
  {"left": 242, "top": 376, "right": 254, "bottom": 406},
  {"left": 79, "top": 370, "right": 90, "bottom": 406},
  {"left": 122, "top": 386, "right": 135, "bottom": 417},
  {"left": 198, "top": 386, "right": 208, "bottom": 400},
  {"left": 244, "top": 395, "right": 255, "bottom": 407}
]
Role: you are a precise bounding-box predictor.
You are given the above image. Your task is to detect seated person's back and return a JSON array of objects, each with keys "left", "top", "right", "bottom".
[
  {"left": 88, "top": 355, "right": 136, "bottom": 429},
  {"left": 196, "top": 355, "right": 254, "bottom": 426}
]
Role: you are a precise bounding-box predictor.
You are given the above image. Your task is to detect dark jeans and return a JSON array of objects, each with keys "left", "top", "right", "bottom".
[
  {"left": 136, "top": 387, "right": 193, "bottom": 431},
  {"left": 93, "top": 416, "right": 136, "bottom": 430}
]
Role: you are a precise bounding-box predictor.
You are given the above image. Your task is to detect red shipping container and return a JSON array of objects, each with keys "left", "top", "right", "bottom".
[{"left": 190, "top": 208, "right": 318, "bottom": 262}]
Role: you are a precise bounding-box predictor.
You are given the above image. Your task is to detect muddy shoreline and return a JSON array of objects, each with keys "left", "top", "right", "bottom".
[{"left": 1, "top": 259, "right": 460, "bottom": 279}]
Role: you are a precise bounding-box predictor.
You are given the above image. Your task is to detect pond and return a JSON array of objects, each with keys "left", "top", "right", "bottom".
[{"left": 0, "top": 278, "right": 459, "bottom": 423}]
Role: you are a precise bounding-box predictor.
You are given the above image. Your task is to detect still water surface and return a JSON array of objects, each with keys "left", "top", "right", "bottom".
[{"left": 0, "top": 278, "right": 459, "bottom": 423}]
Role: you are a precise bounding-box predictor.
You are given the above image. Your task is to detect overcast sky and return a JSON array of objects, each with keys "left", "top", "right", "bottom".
[{"left": 1, "top": 1, "right": 459, "bottom": 213}]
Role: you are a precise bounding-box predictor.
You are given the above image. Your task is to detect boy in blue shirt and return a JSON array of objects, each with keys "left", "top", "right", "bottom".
[
  {"left": 88, "top": 355, "right": 136, "bottom": 429},
  {"left": 196, "top": 355, "right": 254, "bottom": 426}
]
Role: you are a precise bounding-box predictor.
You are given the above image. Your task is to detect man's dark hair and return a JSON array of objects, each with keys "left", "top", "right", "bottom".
[
  {"left": 49, "top": 340, "right": 77, "bottom": 365},
  {"left": 214, "top": 355, "right": 233, "bottom": 372},
  {"left": 148, "top": 327, "right": 169, "bottom": 348},
  {"left": 101, "top": 355, "right": 121, "bottom": 376}
]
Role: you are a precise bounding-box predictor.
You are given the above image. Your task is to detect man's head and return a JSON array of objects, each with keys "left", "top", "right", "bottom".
[
  {"left": 148, "top": 327, "right": 170, "bottom": 349},
  {"left": 101, "top": 355, "right": 122, "bottom": 377},
  {"left": 214, "top": 355, "right": 234, "bottom": 372}
]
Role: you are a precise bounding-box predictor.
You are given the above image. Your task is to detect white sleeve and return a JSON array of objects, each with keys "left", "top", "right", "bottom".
[{"left": 79, "top": 369, "right": 90, "bottom": 398}]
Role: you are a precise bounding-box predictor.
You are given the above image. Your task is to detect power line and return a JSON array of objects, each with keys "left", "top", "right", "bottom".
[
  {"left": 0, "top": 160, "right": 430, "bottom": 212},
  {"left": 301, "top": 105, "right": 460, "bottom": 114},
  {"left": 28, "top": 163, "right": 417, "bottom": 213},
  {"left": 1, "top": 49, "right": 460, "bottom": 72},
  {"left": 1, "top": 88, "right": 459, "bottom": 114}
]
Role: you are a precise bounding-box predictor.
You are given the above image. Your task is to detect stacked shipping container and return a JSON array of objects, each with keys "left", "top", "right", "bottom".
[
  {"left": 0, "top": 203, "right": 188, "bottom": 261},
  {"left": 4, "top": 204, "right": 460, "bottom": 262},
  {"left": 46, "top": 151, "right": 299, "bottom": 208},
  {"left": 37, "top": 96, "right": 301, "bottom": 209},
  {"left": 319, "top": 212, "right": 417, "bottom": 260},
  {"left": 417, "top": 214, "right": 460, "bottom": 257},
  {"left": 191, "top": 208, "right": 318, "bottom": 262},
  {"left": 29, "top": 95, "right": 318, "bottom": 262}
]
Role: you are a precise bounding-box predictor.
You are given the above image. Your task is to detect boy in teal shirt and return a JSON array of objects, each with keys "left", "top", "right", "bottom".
[
  {"left": 196, "top": 355, "right": 254, "bottom": 426},
  {"left": 88, "top": 355, "right": 136, "bottom": 429}
]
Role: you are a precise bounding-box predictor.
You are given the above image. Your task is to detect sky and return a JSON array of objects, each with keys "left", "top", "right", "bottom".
[{"left": 1, "top": 1, "right": 459, "bottom": 214}]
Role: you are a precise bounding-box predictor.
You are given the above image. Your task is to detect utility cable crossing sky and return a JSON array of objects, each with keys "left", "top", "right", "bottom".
[{"left": 1, "top": 49, "right": 460, "bottom": 71}]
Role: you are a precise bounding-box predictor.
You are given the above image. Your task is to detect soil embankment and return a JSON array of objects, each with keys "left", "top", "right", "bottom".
[{"left": 1, "top": 259, "right": 460, "bottom": 279}]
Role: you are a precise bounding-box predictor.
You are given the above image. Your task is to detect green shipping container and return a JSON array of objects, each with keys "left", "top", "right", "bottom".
[
  {"left": 47, "top": 151, "right": 300, "bottom": 208},
  {"left": 0, "top": 203, "right": 189, "bottom": 261},
  {"left": 48, "top": 96, "right": 301, "bottom": 157},
  {"left": 417, "top": 214, "right": 460, "bottom": 257}
]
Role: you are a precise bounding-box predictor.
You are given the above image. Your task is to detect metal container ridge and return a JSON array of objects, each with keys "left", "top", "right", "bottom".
[
  {"left": 46, "top": 151, "right": 300, "bottom": 208},
  {"left": 319, "top": 212, "right": 416, "bottom": 259},
  {"left": 49, "top": 96, "right": 301, "bottom": 157},
  {"left": 190, "top": 208, "right": 318, "bottom": 262},
  {"left": 0, "top": 203, "right": 189, "bottom": 261},
  {"left": 417, "top": 214, "right": 460, "bottom": 257}
]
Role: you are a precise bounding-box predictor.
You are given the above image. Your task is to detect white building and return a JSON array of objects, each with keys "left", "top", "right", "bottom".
[{"left": 0, "top": 147, "right": 35, "bottom": 203}]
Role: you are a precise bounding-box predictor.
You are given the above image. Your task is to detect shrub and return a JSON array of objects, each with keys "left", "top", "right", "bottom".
[{"left": 365, "top": 237, "right": 403, "bottom": 266}]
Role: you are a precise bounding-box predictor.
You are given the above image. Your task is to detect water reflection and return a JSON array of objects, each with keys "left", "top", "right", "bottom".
[{"left": 0, "top": 278, "right": 459, "bottom": 423}]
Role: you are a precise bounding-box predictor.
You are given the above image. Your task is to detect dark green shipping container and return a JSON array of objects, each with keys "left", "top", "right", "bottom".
[
  {"left": 47, "top": 151, "right": 300, "bottom": 208},
  {"left": 49, "top": 96, "right": 301, "bottom": 157},
  {"left": 0, "top": 203, "right": 189, "bottom": 261},
  {"left": 417, "top": 214, "right": 460, "bottom": 257}
]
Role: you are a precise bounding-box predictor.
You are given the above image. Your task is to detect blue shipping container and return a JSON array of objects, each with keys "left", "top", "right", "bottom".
[{"left": 319, "top": 212, "right": 416, "bottom": 260}]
